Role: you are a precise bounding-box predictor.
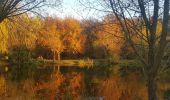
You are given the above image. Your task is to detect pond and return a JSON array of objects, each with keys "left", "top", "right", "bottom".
[{"left": 0, "top": 64, "right": 170, "bottom": 100}]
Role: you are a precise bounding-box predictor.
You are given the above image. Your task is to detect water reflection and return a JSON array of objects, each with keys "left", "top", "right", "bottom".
[{"left": 0, "top": 65, "right": 169, "bottom": 100}]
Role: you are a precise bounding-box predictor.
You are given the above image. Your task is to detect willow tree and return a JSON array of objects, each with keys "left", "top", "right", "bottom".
[
  {"left": 80, "top": 0, "right": 170, "bottom": 100},
  {"left": 0, "top": 0, "right": 61, "bottom": 23},
  {"left": 8, "top": 15, "right": 42, "bottom": 50}
]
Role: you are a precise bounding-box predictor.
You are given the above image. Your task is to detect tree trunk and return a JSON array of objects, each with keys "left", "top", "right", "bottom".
[
  {"left": 148, "top": 73, "right": 158, "bottom": 100},
  {"left": 52, "top": 51, "right": 56, "bottom": 71},
  {"left": 57, "top": 52, "right": 61, "bottom": 62},
  {"left": 57, "top": 52, "right": 61, "bottom": 73},
  {"left": 53, "top": 51, "right": 56, "bottom": 63}
]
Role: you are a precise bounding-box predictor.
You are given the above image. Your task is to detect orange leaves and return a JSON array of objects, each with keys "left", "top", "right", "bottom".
[
  {"left": 8, "top": 16, "right": 41, "bottom": 50},
  {"left": 37, "top": 17, "right": 65, "bottom": 53},
  {"left": 63, "top": 18, "right": 82, "bottom": 34},
  {"left": 36, "top": 17, "right": 86, "bottom": 58},
  {"left": 63, "top": 17, "right": 85, "bottom": 54},
  {"left": 92, "top": 15, "right": 124, "bottom": 55}
]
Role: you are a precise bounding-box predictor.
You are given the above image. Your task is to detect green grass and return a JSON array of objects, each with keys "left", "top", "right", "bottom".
[
  {"left": 36, "top": 59, "right": 144, "bottom": 68},
  {"left": 0, "top": 58, "right": 142, "bottom": 69},
  {"left": 38, "top": 58, "right": 116, "bottom": 68},
  {"left": 119, "top": 59, "right": 142, "bottom": 68}
]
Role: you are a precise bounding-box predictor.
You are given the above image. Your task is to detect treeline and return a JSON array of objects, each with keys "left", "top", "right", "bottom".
[{"left": 0, "top": 14, "right": 135, "bottom": 61}]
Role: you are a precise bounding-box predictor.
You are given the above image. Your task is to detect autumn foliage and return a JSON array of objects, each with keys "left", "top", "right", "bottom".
[{"left": 0, "top": 14, "right": 136, "bottom": 60}]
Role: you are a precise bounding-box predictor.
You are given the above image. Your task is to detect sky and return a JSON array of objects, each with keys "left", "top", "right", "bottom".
[
  {"left": 62, "top": 0, "right": 80, "bottom": 18},
  {"left": 46, "top": 0, "right": 106, "bottom": 20},
  {"left": 45, "top": 0, "right": 83, "bottom": 19}
]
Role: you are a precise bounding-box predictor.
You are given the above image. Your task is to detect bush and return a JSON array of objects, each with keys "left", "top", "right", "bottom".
[
  {"left": 8, "top": 45, "right": 39, "bottom": 81},
  {"left": 9, "top": 46, "right": 29, "bottom": 63},
  {"left": 106, "top": 54, "right": 120, "bottom": 64},
  {"left": 9, "top": 45, "right": 39, "bottom": 65}
]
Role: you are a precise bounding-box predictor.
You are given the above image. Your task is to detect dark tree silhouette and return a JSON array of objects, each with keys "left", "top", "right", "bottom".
[{"left": 0, "top": 0, "right": 61, "bottom": 23}]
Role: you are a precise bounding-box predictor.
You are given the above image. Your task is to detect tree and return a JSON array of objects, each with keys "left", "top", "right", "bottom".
[
  {"left": 8, "top": 15, "right": 41, "bottom": 50},
  {"left": 81, "top": 19, "right": 101, "bottom": 58},
  {"left": 82, "top": 16, "right": 123, "bottom": 58},
  {"left": 108, "top": 1, "right": 169, "bottom": 100},
  {"left": 0, "top": 20, "right": 8, "bottom": 53},
  {"left": 81, "top": 0, "right": 170, "bottom": 99},
  {"left": 63, "top": 18, "right": 86, "bottom": 56},
  {"left": 6, "top": 15, "right": 42, "bottom": 71},
  {"left": 96, "top": 14, "right": 124, "bottom": 56},
  {"left": 38, "top": 17, "right": 64, "bottom": 63},
  {"left": 0, "top": 0, "right": 61, "bottom": 23}
]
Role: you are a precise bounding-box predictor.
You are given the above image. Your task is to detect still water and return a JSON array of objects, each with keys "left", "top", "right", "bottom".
[{"left": 0, "top": 65, "right": 169, "bottom": 100}]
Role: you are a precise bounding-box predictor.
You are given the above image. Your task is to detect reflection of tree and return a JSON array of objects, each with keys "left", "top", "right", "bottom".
[
  {"left": 82, "top": 65, "right": 115, "bottom": 97},
  {"left": 98, "top": 74, "right": 147, "bottom": 100},
  {"left": 57, "top": 72, "right": 84, "bottom": 100},
  {"left": 33, "top": 72, "right": 84, "bottom": 100},
  {"left": 34, "top": 72, "right": 64, "bottom": 99}
]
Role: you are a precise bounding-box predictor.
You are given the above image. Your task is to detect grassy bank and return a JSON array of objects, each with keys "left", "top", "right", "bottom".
[
  {"left": 38, "top": 59, "right": 116, "bottom": 68},
  {"left": 119, "top": 60, "right": 142, "bottom": 67},
  {"left": 0, "top": 58, "right": 141, "bottom": 68}
]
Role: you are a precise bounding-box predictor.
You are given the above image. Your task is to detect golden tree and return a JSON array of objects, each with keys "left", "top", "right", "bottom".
[
  {"left": 63, "top": 18, "right": 86, "bottom": 54},
  {"left": 38, "top": 17, "right": 64, "bottom": 62}
]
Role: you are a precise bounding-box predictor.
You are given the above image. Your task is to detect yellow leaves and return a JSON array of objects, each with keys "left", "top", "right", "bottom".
[
  {"left": 37, "top": 17, "right": 86, "bottom": 54},
  {"left": 0, "top": 20, "right": 8, "bottom": 53},
  {"left": 64, "top": 17, "right": 82, "bottom": 34},
  {"left": 155, "top": 22, "right": 162, "bottom": 38},
  {"left": 95, "top": 15, "right": 124, "bottom": 55},
  {"left": 8, "top": 15, "right": 41, "bottom": 50},
  {"left": 38, "top": 17, "right": 65, "bottom": 53},
  {"left": 133, "top": 21, "right": 163, "bottom": 46},
  {"left": 62, "top": 18, "right": 85, "bottom": 54}
]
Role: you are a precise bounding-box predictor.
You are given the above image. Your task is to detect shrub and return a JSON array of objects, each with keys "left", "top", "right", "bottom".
[{"left": 8, "top": 45, "right": 39, "bottom": 81}]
